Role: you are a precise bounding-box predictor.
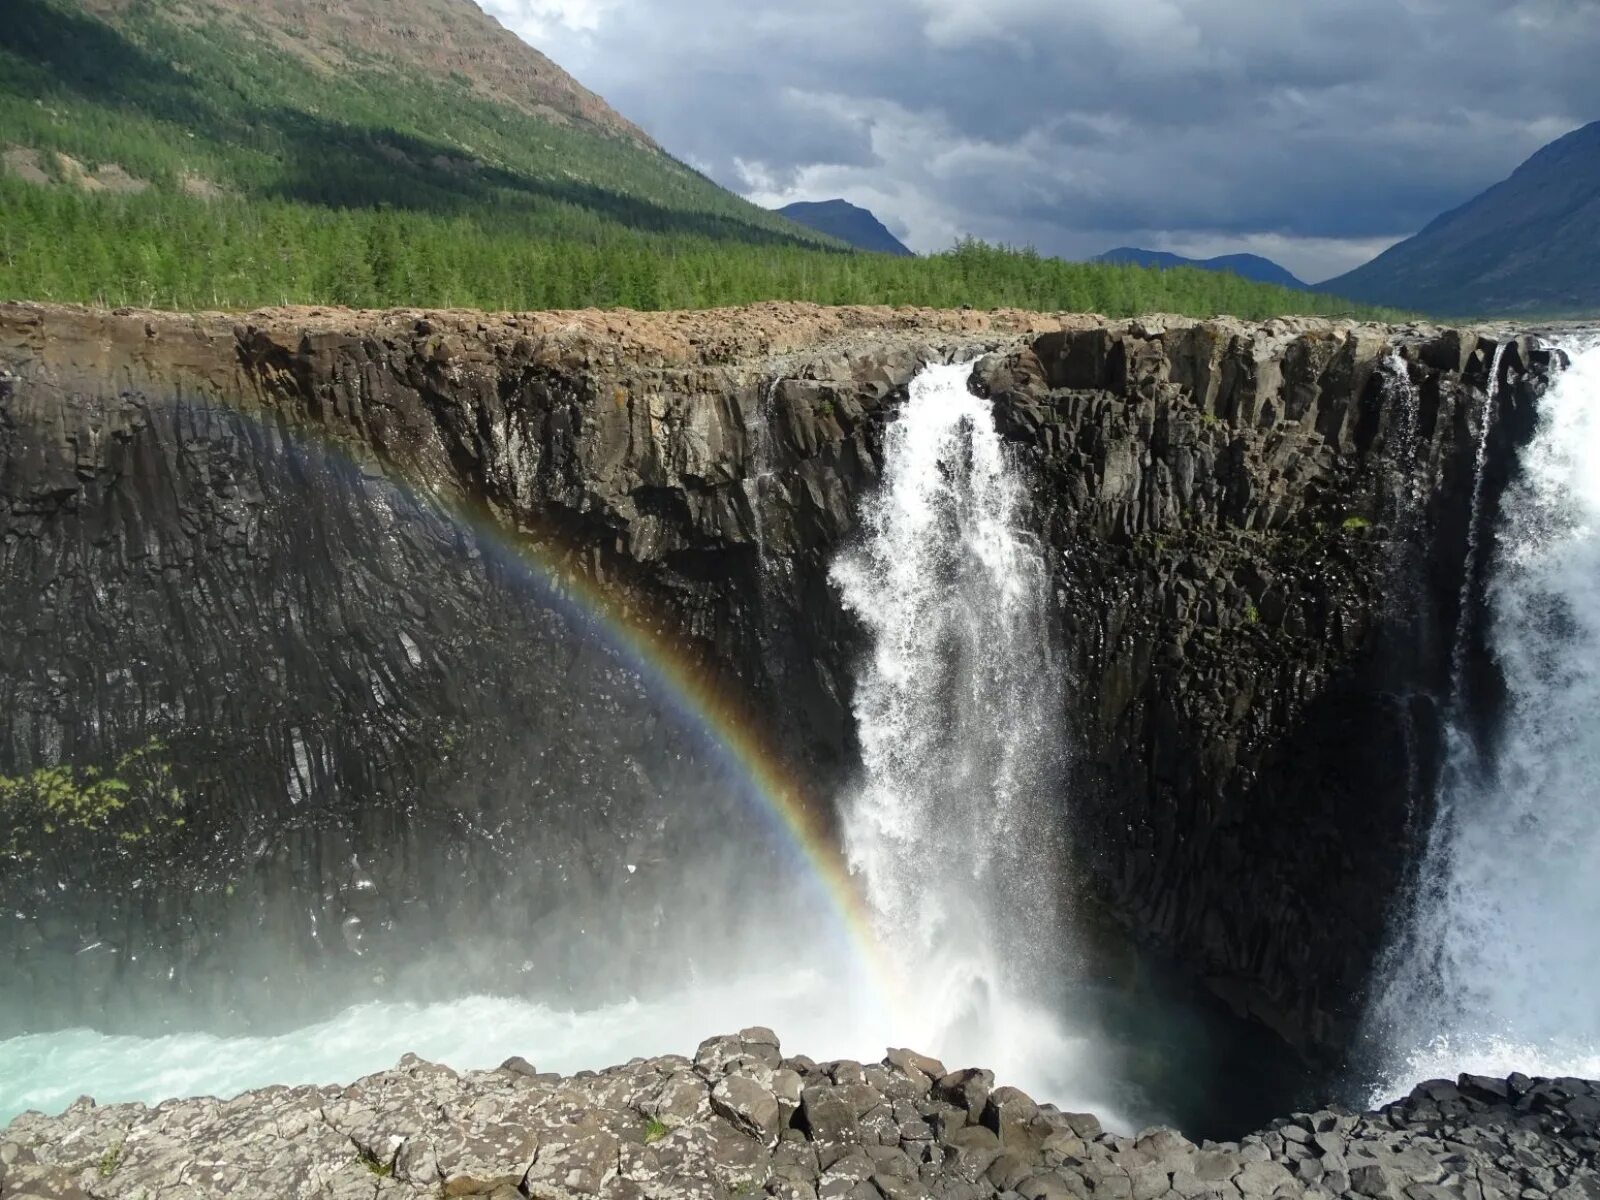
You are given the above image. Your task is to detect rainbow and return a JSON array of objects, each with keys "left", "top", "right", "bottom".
[
  {"left": 192, "top": 389, "right": 901, "bottom": 1007},
  {"left": 464, "top": 505, "right": 901, "bottom": 993}
]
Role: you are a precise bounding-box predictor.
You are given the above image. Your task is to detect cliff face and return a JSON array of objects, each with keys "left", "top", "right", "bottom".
[
  {"left": 0, "top": 302, "right": 1556, "bottom": 1058},
  {"left": 977, "top": 327, "right": 1549, "bottom": 1054}
]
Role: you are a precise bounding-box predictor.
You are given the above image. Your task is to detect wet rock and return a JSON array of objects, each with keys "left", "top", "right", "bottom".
[
  {"left": 802, "top": 1086, "right": 864, "bottom": 1164},
  {"left": 944, "top": 1126, "right": 1003, "bottom": 1182},
  {"left": 887, "top": 1050, "right": 949, "bottom": 1094},
  {"left": 982, "top": 1088, "right": 1042, "bottom": 1150}
]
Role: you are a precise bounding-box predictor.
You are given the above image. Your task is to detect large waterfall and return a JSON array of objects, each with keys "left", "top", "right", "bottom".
[
  {"left": 829, "top": 361, "right": 1092, "bottom": 1105},
  {"left": 1369, "top": 337, "right": 1600, "bottom": 1095}
]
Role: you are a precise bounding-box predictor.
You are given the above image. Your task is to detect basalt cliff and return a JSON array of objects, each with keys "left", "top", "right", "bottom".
[{"left": 0, "top": 301, "right": 1558, "bottom": 1064}]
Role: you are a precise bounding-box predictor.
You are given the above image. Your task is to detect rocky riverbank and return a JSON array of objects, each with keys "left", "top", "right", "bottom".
[{"left": 3, "top": 1029, "right": 1595, "bottom": 1200}]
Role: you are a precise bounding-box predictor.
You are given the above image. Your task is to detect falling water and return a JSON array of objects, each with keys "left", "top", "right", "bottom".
[
  {"left": 745, "top": 377, "right": 782, "bottom": 567},
  {"left": 1382, "top": 351, "right": 1425, "bottom": 526},
  {"left": 1380, "top": 353, "right": 1430, "bottom": 843},
  {"left": 1369, "top": 337, "right": 1600, "bottom": 1097},
  {"left": 830, "top": 361, "right": 1089, "bottom": 1104},
  {"left": 1449, "top": 342, "right": 1509, "bottom": 691}
]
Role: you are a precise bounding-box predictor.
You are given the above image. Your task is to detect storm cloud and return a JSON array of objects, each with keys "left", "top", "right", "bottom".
[{"left": 481, "top": 0, "right": 1600, "bottom": 282}]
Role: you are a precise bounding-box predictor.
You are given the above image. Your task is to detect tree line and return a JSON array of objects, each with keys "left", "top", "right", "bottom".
[{"left": 0, "top": 181, "right": 1395, "bottom": 318}]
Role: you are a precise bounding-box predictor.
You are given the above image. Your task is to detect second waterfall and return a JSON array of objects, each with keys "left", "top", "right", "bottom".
[
  {"left": 1367, "top": 337, "right": 1600, "bottom": 1096},
  {"left": 830, "top": 360, "right": 1090, "bottom": 1103}
]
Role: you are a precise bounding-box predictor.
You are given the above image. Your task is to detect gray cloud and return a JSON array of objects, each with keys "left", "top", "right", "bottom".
[{"left": 483, "top": 0, "right": 1600, "bottom": 283}]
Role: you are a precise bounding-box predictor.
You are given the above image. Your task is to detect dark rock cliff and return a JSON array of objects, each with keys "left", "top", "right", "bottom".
[
  {"left": 0, "top": 302, "right": 1557, "bottom": 1064},
  {"left": 974, "top": 326, "right": 1551, "bottom": 1057}
]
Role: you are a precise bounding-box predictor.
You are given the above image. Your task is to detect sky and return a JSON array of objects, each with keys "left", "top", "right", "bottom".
[{"left": 481, "top": 0, "right": 1600, "bottom": 283}]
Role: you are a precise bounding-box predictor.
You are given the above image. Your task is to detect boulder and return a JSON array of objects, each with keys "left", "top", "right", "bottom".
[{"left": 713, "top": 1076, "right": 783, "bottom": 1146}]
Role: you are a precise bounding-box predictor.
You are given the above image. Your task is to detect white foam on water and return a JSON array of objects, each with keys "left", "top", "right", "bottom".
[{"left": 0, "top": 967, "right": 893, "bottom": 1124}]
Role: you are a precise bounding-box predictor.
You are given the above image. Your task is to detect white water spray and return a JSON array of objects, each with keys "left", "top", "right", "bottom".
[
  {"left": 1370, "top": 338, "right": 1600, "bottom": 1098},
  {"left": 830, "top": 361, "right": 1094, "bottom": 1106}
]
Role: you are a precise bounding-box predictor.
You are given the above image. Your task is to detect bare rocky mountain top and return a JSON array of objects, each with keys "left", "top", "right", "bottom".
[
  {"left": 4, "top": 1028, "right": 1597, "bottom": 1200},
  {"left": 73, "top": 0, "right": 656, "bottom": 147}
]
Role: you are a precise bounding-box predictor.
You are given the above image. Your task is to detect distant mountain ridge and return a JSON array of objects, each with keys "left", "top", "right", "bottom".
[
  {"left": 1323, "top": 120, "right": 1600, "bottom": 315},
  {"left": 1095, "top": 247, "right": 1307, "bottom": 290},
  {"left": 776, "top": 200, "right": 915, "bottom": 256}
]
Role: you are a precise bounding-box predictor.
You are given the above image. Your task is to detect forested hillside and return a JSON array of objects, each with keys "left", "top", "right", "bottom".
[{"left": 0, "top": 0, "right": 1397, "bottom": 318}]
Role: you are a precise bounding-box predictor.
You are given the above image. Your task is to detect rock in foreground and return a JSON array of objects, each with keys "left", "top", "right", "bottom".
[{"left": 3, "top": 1030, "right": 1597, "bottom": 1200}]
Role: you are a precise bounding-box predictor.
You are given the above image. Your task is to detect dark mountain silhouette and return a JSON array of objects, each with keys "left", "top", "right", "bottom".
[
  {"left": 1095, "top": 247, "right": 1307, "bottom": 290},
  {"left": 1324, "top": 120, "right": 1600, "bottom": 315},
  {"left": 776, "top": 200, "right": 915, "bottom": 256}
]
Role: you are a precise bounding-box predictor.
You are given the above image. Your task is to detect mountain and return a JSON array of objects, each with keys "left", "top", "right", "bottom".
[
  {"left": 1095, "top": 247, "right": 1307, "bottom": 290},
  {"left": 1324, "top": 121, "right": 1600, "bottom": 315},
  {"left": 0, "top": 0, "right": 836, "bottom": 249},
  {"left": 69, "top": 0, "right": 658, "bottom": 147},
  {"left": 776, "top": 200, "right": 915, "bottom": 256}
]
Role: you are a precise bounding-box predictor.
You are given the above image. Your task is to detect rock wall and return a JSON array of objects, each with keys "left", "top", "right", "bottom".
[
  {"left": 0, "top": 302, "right": 1557, "bottom": 1059},
  {"left": 5, "top": 1028, "right": 1597, "bottom": 1200},
  {"left": 974, "top": 325, "right": 1553, "bottom": 1056}
]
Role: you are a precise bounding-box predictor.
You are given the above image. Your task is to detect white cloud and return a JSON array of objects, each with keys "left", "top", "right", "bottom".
[{"left": 478, "top": 0, "right": 613, "bottom": 43}]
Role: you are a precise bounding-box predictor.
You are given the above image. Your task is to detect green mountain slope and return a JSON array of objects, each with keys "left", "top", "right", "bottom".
[
  {"left": 1323, "top": 121, "right": 1600, "bottom": 316},
  {"left": 0, "top": 0, "right": 1399, "bottom": 318},
  {"left": 0, "top": 0, "right": 831, "bottom": 245}
]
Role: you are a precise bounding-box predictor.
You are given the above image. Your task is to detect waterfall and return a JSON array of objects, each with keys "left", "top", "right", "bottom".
[
  {"left": 830, "top": 361, "right": 1083, "bottom": 1101},
  {"left": 1382, "top": 351, "right": 1425, "bottom": 528},
  {"left": 1449, "top": 342, "right": 1508, "bottom": 693},
  {"left": 1369, "top": 338, "right": 1600, "bottom": 1096},
  {"left": 745, "top": 378, "right": 781, "bottom": 567}
]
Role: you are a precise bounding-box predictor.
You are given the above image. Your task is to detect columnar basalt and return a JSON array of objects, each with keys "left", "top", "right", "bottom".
[
  {"left": 973, "top": 324, "right": 1554, "bottom": 1054},
  {"left": 0, "top": 303, "right": 1558, "bottom": 1060}
]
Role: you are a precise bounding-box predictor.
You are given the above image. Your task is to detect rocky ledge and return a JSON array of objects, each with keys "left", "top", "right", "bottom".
[{"left": 3, "top": 1031, "right": 1596, "bottom": 1200}]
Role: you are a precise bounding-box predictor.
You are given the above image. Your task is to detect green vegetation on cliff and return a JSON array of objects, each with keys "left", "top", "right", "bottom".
[
  {"left": 0, "top": 738, "right": 185, "bottom": 860},
  {"left": 0, "top": 0, "right": 1397, "bottom": 319}
]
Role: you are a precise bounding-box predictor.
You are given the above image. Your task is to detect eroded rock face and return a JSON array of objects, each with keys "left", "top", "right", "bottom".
[
  {"left": 973, "top": 324, "right": 1555, "bottom": 1053},
  {"left": 0, "top": 303, "right": 1559, "bottom": 1059},
  {"left": 5, "top": 1031, "right": 1598, "bottom": 1200}
]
